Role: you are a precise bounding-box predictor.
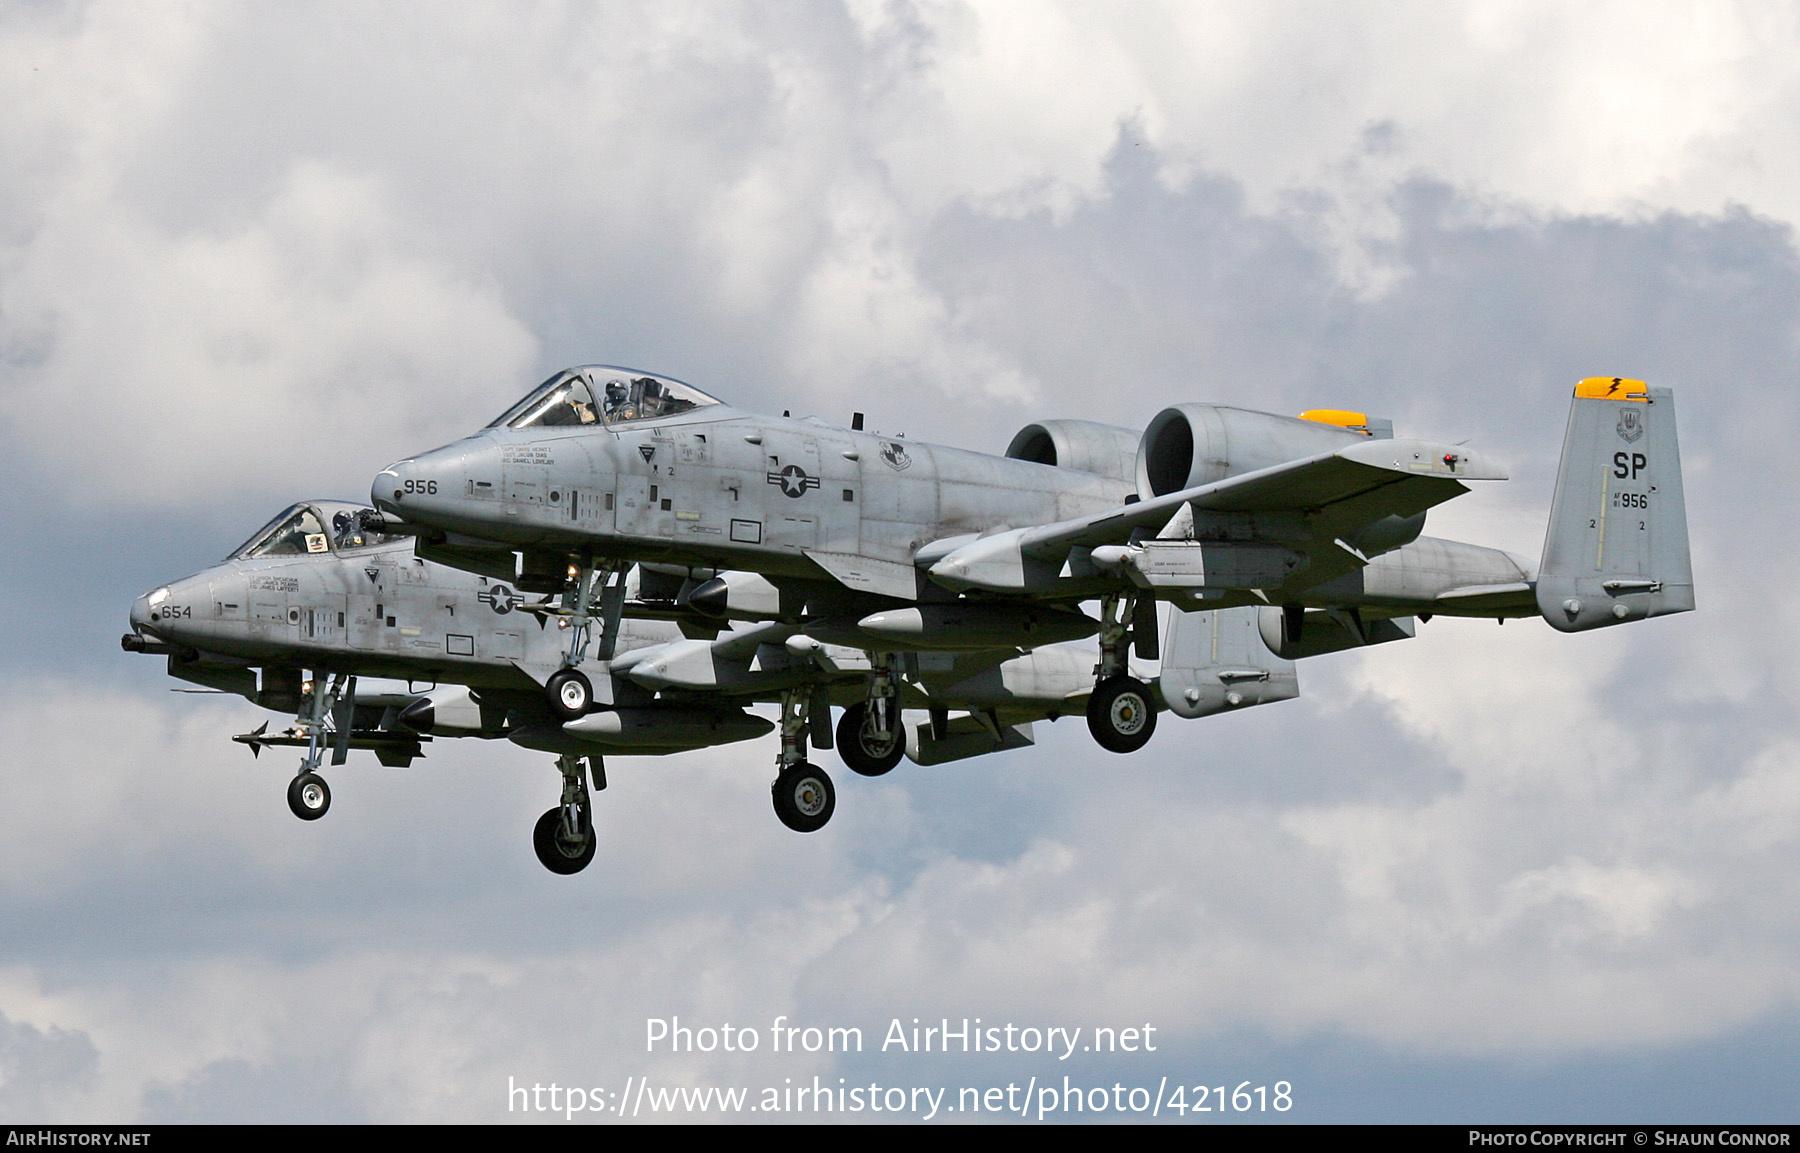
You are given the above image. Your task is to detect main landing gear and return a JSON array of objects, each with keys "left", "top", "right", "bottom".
[
  {"left": 1086, "top": 593, "right": 1158, "bottom": 753},
  {"left": 771, "top": 658, "right": 906, "bottom": 831},
  {"left": 772, "top": 761, "right": 835, "bottom": 834},
  {"left": 837, "top": 655, "right": 903, "bottom": 777},
  {"left": 285, "top": 672, "right": 355, "bottom": 819},
  {"left": 534, "top": 752, "right": 604, "bottom": 875},
  {"left": 772, "top": 688, "right": 835, "bottom": 832}
]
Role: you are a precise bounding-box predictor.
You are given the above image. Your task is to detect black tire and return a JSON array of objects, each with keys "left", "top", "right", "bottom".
[
  {"left": 836, "top": 700, "right": 904, "bottom": 777},
  {"left": 1086, "top": 675, "right": 1157, "bottom": 753},
  {"left": 771, "top": 761, "right": 835, "bottom": 833},
  {"left": 287, "top": 772, "right": 331, "bottom": 820},
  {"left": 545, "top": 669, "right": 593, "bottom": 721},
  {"left": 533, "top": 806, "right": 596, "bottom": 875}
]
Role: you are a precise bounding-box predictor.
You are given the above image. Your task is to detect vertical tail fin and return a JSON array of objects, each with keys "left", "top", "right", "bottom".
[{"left": 1536, "top": 378, "right": 1695, "bottom": 632}]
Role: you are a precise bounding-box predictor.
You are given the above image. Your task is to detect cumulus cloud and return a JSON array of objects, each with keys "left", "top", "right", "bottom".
[{"left": 0, "top": 158, "right": 537, "bottom": 506}]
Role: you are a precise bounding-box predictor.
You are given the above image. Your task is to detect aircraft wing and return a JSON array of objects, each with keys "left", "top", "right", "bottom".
[{"left": 927, "top": 437, "right": 1506, "bottom": 595}]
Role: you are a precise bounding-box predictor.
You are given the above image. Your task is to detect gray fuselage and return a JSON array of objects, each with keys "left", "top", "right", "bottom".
[{"left": 376, "top": 407, "right": 1132, "bottom": 579}]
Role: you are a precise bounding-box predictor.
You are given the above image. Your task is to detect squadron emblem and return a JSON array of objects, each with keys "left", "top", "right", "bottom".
[
  {"left": 1616, "top": 407, "right": 1644, "bottom": 444},
  {"left": 880, "top": 442, "right": 912, "bottom": 471}
]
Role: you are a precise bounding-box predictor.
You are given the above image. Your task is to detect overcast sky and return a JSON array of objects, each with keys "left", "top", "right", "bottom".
[{"left": 3, "top": 0, "right": 1799, "bottom": 1123}]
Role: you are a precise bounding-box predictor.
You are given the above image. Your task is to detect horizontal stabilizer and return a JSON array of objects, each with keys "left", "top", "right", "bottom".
[{"left": 1433, "top": 581, "right": 1537, "bottom": 617}]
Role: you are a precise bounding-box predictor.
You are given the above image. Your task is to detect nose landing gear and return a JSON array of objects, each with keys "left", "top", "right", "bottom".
[
  {"left": 545, "top": 668, "right": 594, "bottom": 720},
  {"left": 284, "top": 672, "right": 353, "bottom": 819},
  {"left": 532, "top": 560, "right": 626, "bottom": 720},
  {"left": 287, "top": 772, "right": 330, "bottom": 820}
]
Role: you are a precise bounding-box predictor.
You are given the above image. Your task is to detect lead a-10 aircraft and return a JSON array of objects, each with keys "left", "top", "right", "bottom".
[
  {"left": 370, "top": 371, "right": 1694, "bottom": 793},
  {"left": 125, "top": 500, "right": 1132, "bottom": 869}
]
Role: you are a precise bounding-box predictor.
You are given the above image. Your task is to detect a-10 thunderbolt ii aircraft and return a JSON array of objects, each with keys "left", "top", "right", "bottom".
[
  {"left": 127, "top": 499, "right": 1175, "bottom": 870},
  {"left": 367, "top": 370, "right": 1694, "bottom": 790}
]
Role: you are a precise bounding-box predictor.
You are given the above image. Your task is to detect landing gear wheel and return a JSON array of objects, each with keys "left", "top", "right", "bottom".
[
  {"left": 545, "top": 669, "right": 593, "bottom": 721},
  {"left": 287, "top": 773, "right": 331, "bottom": 820},
  {"left": 1087, "top": 676, "right": 1157, "bottom": 753},
  {"left": 837, "top": 701, "right": 904, "bottom": 777},
  {"left": 533, "top": 807, "right": 596, "bottom": 874},
  {"left": 771, "top": 761, "right": 836, "bottom": 833}
]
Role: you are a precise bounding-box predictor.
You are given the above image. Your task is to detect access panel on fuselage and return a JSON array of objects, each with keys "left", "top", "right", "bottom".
[
  {"left": 754, "top": 430, "right": 824, "bottom": 553},
  {"left": 853, "top": 437, "right": 938, "bottom": 564}
]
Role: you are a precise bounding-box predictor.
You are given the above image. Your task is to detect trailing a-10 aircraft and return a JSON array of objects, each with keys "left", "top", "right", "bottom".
[
  {"left": 125, "top": 501, "right": 1163, "bottom": 870},
  {"left": 365, "top": 371, "right": 1693, "bottom": 794}
]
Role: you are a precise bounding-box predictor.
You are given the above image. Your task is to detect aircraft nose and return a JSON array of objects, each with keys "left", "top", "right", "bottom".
[
  {"left": 129, "top": 573, "right": 211, "bottom": 643},
  {"left": 373, "top": 440, "right": 489, "bottom": 519},
  {"left": 128, "top": 588, "right": 159, "bottom": 633},
  {"left": 372, "top": 458, "right": 420, "bottom": 516}
]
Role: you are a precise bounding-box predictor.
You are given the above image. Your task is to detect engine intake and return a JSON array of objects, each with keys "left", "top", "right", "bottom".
[
  {"left": 1005, "top": 420, "right": 1142, "bottom": 484},
  {"left": 1135, "top": 404, "right": 1367, "bottom": 499}
]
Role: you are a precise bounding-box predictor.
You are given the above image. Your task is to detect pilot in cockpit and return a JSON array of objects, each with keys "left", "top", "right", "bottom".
[
  {"left": 332, "top": 510, "right": 362, "bottom": 550},
  {"left": 490, "top": 367, "right": 717, "bottom": 431},
  {"left": 604, "top": 379, "right": 634, "bottom": 421}
]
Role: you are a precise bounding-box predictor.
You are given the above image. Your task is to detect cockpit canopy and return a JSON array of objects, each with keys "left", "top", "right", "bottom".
[
  {"left": 229, "top": 501, "right": 402, "bottom": 560},
  {"left": 487, "top": 366, "right": 721, "bottom": 430}
]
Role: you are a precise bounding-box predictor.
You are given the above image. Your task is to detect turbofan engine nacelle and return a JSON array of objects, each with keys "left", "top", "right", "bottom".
[
  {"left": 1005, "top": 420, "right": 1143, "bottom": 485},
  {"left": 1135, "top": 404, "right": 1367, "bottom": 500}
]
